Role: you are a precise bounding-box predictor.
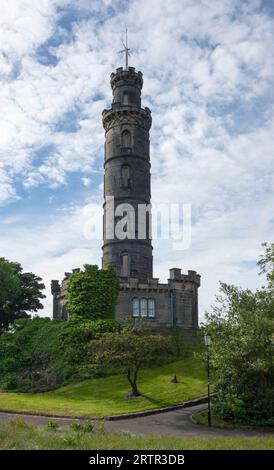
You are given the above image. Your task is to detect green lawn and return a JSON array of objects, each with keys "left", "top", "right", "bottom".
[
  {"left": 0, "top": 355, "right": 206, "bottom": 418},
  {"left": 0, "top": 418, "right": 273, "bottom": 450}
]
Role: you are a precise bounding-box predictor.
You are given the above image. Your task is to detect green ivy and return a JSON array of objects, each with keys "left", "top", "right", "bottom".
[{"left": 67, "top": 265, "right": 119, "bottom": 320}]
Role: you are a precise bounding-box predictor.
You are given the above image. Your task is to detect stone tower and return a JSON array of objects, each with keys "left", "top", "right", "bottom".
[
  {"left": 51, "top": 63, "right": 200, "bottom": 330},
  {"left": 102, "top": 66, "right": 153, "bottom": 279}
]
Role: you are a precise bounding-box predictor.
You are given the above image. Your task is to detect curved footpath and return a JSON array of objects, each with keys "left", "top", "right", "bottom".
[{"left": 0, "top": 404, "right": 273, "bottom": 439}]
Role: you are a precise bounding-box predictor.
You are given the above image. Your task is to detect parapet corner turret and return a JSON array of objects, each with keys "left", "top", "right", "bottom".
[
  {"left": 169, "top": 267, "right": 201, "bottom": 287},
  {"left": 51, "top": 280, "right": 60, "bottom": 295}
]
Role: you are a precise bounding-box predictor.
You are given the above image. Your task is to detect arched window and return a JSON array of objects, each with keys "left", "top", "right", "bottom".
[
  {"left": 123, "top": 92, "right": 129, "bottom": 105},
  {"left": 121, "top": 130, "right": 131, "bottom": 148},
  {"left": 121, "top": 252, "right": 130, "bottom": 277},
  {"left": 148, "top": 298, "right": 155, "bottom": 318},
  {"left": 140, "top": 298, "right": 148, "bottom": 317},
  {"left": 121, "top": 164, "right": 130, "bottom": 188},
  {"left": 132, "top": 298, "right": 140, "bottom": 317}
]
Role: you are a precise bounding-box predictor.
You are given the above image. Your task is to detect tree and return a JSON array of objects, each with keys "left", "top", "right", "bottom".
[
  {"left": 0, "top": 258, "right": 45, "bottom": 333},
  {"left": 205, "top": 245, "right": 274, "bottom": 425},
  {"left": 258, "top": 242, "right": 274, "bottom": 289},
  {"left": 90, "top": 322, "right": 173, "bottom": 397},
  {"left": 67, "top": 265, "right": 119, "bottom": 320}
]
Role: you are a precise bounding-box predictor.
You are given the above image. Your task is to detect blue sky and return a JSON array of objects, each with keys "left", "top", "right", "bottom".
[{"left": 0, "top": 0, "right": 274, "bottom": 319}]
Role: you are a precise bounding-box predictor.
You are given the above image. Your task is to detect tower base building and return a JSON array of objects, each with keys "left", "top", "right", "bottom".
[{"left": 52, "top": 268, "right": 200, "bottom": 329}]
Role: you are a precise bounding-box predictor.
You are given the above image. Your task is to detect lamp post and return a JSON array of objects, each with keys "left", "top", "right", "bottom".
[{"left": 204, "top": 333, "right": 212, "bottom": 427}]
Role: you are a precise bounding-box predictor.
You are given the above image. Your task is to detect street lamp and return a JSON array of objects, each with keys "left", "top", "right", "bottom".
[{"left": 204, "top": 333, "right": 212, "bottom": 427}]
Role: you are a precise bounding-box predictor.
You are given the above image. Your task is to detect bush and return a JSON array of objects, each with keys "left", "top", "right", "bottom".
[
  {"left": 82, "top": 420, "right": 94, "bottom": 433},
  {"left": 206, "top": 281, "right": 274, "bottom": 426},
  {"left": 0, "top": 316, "right": 120, "bottom": 392},
  {"left": 69, "top": 421, "right": 83, "bottom": 432},
  {"left": 47, "top": 420, "right": 59, "bottom": 430},
  {"left": 69, "top": 420, "right": 94, "bottom": 433}
]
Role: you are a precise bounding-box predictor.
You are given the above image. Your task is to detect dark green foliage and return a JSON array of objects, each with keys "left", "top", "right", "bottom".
[
  {"left": 67, "top": 265, "right": 119, "bottom": 320},
  {"left": 0, "top": 258, "right": 45, "bottom": 333},
  {"left": 258, "top": 242, "right": 274, "bottom": 289},
  {"left": 205, "top": 245, "right": 274, "bottom": 425},
  {"left": 0, "top": 316, "right": 119, "bottom": 392}
]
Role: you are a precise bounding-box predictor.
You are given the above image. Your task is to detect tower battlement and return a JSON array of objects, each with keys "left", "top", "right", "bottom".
[{"left": 111, "top": 67, "right": 143, "bottom": 91}]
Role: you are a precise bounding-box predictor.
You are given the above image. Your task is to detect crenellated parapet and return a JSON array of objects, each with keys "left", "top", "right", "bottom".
[
  {"left": 102, "top": 106, "right": 152, "bottom": 133},
  {"left": 169, "top": 268, "right": 201, "bottom": 287},
  {"left": 111, "top": 67, "right": 143, "bottom": 92}
]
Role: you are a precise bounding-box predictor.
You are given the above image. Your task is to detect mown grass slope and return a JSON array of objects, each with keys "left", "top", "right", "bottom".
[{"left": 0, "top": 354, "right": 206, "bottom": 418}]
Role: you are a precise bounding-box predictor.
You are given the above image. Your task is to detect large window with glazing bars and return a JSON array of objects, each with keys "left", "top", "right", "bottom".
[{"left": 132, "top": 298, "right": 156, "bottom": 318}]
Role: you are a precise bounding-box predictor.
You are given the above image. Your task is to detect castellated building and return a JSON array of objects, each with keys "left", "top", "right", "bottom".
[{"left": 51, "top": 65, "right": 200, "bottom": 329}]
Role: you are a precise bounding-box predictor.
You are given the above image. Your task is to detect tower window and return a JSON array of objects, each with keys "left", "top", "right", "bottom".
[
  {"left": 121, "top": 164, "right": 130, "bottom": 188},
  {"left": 123, "top": 92, "right": 129, "bottom": 105},
  {"left": 121, "top": 130, "right": 131, "bottom": 148},
  {"left": 121, "top": 252, "right": 130, "bottom": 276}
]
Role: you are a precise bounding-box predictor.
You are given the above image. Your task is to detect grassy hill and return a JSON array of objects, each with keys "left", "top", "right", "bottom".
[{"left": 0, "top": 353, "right": 206, "bottom": 418}]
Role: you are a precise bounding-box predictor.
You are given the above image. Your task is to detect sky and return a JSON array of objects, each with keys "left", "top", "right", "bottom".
[{"left": 0, "top": 0, "right": 274, "bottom": 321}]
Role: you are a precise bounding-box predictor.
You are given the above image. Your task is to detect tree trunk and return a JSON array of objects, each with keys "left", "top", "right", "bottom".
[{"left": 126, "top": 368, "right": 141, "bottom": 398}]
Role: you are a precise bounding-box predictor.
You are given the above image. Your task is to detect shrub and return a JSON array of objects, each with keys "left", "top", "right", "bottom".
[
  {"left": 0, "top": 316, "right": 120, "bottom": 392},
  {"left": 82, "top": 420, "right": 94, "bottom": 433},
  {"left": 69, "top": 420, "right": 94, "bottom": 433},
  {"left": 47, "top": 420, "right": 59, "bottom": 430},
  {"left": 206, "top": 281, "right": 274, "bottom": 425},
  {"left": 69, "top": 421, "right": 82, "bottom": 432}
]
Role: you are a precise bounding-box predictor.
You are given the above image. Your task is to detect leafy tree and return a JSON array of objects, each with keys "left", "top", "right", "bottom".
[
  {"left": 258, "top": 242, "right": 274, "bottom": 289},
  {"left": 90, "top": 321, "right": 173, "bottom": 397},
  {"left": 205, "top": 244, "right": 274, "bottom": 425},
  {"left": 67, "top": 265, "right": 119, "bottom": 320},
  {"left": 0, "top": 258, "right": 45, "bottom": 333}
]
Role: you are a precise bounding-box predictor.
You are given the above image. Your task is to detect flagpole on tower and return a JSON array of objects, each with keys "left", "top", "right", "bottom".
[{"left": 118, "top": 27, "right": 130, "bottom": 70}]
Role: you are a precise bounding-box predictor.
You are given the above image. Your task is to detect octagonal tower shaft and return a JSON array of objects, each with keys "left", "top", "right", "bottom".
[{"left": 102, "top": 66, "right": 153, "bottom": 279}]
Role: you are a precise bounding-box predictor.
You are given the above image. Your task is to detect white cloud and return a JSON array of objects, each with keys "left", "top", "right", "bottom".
[{"left": 82, "top": 177, "right": 92, "bottom": 187}]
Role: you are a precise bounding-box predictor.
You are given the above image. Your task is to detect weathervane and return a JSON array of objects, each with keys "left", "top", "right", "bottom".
[{"left": 118, "top": 28, "right": 130, "bottom": 70}]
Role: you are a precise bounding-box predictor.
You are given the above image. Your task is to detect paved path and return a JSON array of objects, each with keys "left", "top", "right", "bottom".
[{"left": 0, "top": 405, "right": 273, "bottom": 439}]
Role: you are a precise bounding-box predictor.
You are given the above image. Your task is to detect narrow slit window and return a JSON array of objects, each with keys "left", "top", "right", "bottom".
[
  {"left": 121, "top": 165, "right": 130, "bottom": 188},
  {"left": 121, "top": 130, "right": 131, "bottom": 147},
  {"left": 121, "top": 252, "right": 130, "bottom": 277}
]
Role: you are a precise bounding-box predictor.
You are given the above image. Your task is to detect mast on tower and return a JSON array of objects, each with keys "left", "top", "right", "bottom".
[{"left": 118, "top": 28, "right": 130, "bottom": 70}]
